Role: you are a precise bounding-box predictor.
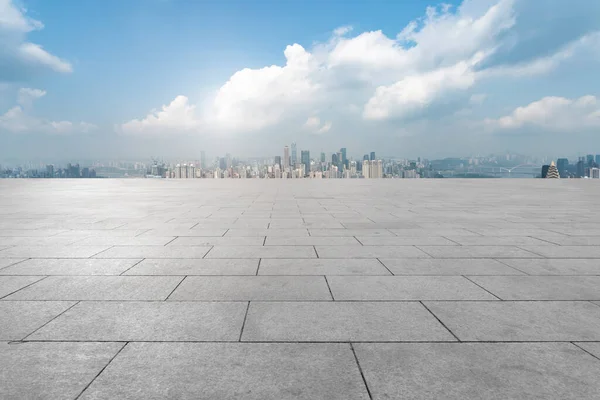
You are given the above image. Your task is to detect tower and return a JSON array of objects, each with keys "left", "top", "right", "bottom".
[
  {"left": 291, "top": 143, "right": 297, "bottom": 166},
  {"left": 546, "top": 161, "right": 559, "bottom": 179},
  {"left": 283, "top": 146, "right": 290, "bottom": 169}
]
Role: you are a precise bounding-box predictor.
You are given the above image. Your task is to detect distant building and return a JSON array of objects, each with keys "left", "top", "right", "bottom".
[
  {"left": 363, "top": 154, "right": 369, "bottom": 161},
  {"left": 291, "top": 143, "right": 297, "bottom": 166},
  {"left": 546, "top": 162, "right": 559, "bottom": 179},
  {"left": 591, "top": 168, "right": 600, "bottom": 179},
  {"left": 283, "top": 146, "right": 290, "bottom": 169},
  {"left": 541, "top": 165, "right": 550, "bottom": 178},
  {"left": 557, "top": 158, "right": 568, "bottom": 177},
  {"left": 301, "top": 150, "right": 310, "bottom": 176},
  {"left": 340, "top": 148, "right": 347, "bottom": 168},
  {"left": 587, "top": 154, "right": 594, "bottom": 166},
  {"left": 274, "top": 156, "right": 281, "bottom": 167},
  {"left": 370, "top": 152, "right": 376, "bottom": 161},
  {"left": 320, "top": 152, "right": 326, "bottom": 163},
  {"left": 596, "top": 155, "right": 600, "bottom": 166},
  {"left": 577, "top": 158, "right": 585, "bottom": 178}
]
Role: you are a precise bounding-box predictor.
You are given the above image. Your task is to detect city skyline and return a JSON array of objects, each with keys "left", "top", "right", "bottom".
[{"left": 1, "top": 0, "right": 600, "bottom": 160}]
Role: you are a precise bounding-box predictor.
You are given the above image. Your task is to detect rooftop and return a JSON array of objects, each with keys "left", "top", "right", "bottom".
[{"left": 1, "top": 179, "right": 600, "bottom": 399}]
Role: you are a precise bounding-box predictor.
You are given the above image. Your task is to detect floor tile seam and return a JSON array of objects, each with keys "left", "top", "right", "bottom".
[
  {"left": 461, "top": 276, "right": 504, "bottom": 301},
  {"left": 238, "top": 301, "right": 251, "bottom": 341},
  {"left": 163, "top": 276, "right": 188, "bottom": 301},
  {"left": 163, "top": 237, "right": 179, "bottom": 246},
  {"left": 118, "top": 258, "right": 146, "bottom": 276},
  {"left": 14, "top": 339, "right": 600, "bottom": 344},
  {"left": 412, "top": 245, "right": 435, "bottom": 258},
  {"left": 571, "top": 342, "right": 600, "bottom": 362},
  {"left": 419, "top": 301, "right": 462, "bottom": 342},
  {"left": 514, "top": 246, "right": 549, "bottom": 258},
  {"left": 491, "top": 258, "right": 531, "bottom": 275},
  {"left": 323, "top": 276, "right": 335, "bottom": 301},
  {"left": 375, "top": 258, "right": 395, "bottom": 276},
  {"left": 439, "top": 236, "right": 463, "bottom": 246},
  {"left": 313, "top": 245, "right": 319, "bottom": 258},
  {"left": 349, "top": 343, "right": 373, "bottom": 400},
  {"left": 74, "top": 341, "right": 129, "bottom": 400},
  {"left": 0, "top": 275, "right": 48, "bottom": 300},
  {"left": 0, "top": 257, "right": 30, "bottom": 272},
  {"left": 87, "top": 246, "right": 115, "bottom": 259},
  {"left": 255, "top": 259, "right": 261, "bottom": 275},
  {"left": 201, "top": 246, "right": 215, "bottom": 259},
  {"left": 4, "top": 299, "right": 599, "bottom": 303},
  {"left": 19, "top": 300, "right": 81, "bottom": 341}
]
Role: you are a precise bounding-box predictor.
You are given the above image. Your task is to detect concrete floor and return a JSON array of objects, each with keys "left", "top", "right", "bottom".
[{"left": 1, "top": 179, "right": 600, "bottom": 399}]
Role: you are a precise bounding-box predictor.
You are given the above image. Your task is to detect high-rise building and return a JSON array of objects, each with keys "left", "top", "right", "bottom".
[
  {"left": 577, "top": 157, "right": 585, "bottom": 178},
  {"left": 370, "top": 152, "right": 376, "bottom": 161},
  {"left": 591, "top": 168, "right": 600, "bottom": 179},
  {"left": 219, "top": 158, "right": 227, "bottom": 170},
  {"left": 340, "top": 148, "right": 347, "bottom": 167},
  {"left": 587, "top": 154, "right": 594, "bottom": 166},
  {"left": 546, "top": 162, "right": 559, "bottom": 179},
  {"left": 362, "top": 160, "right": 370, "bottom": 179},
  {"left": 283, "top": 146, "right": 290, "bottom": 169},
  {"left": 200, "top": 151, "right": 206, "bottom": 169},
  {"left": 46, "top": 165, "right": 54, "bottom": 178},
  {"left": 332, "top": 153, "right": 338, "bottom": 165},
  {"left": 541, "top": 165, "right": 550, "bottom": 178},
  {"left": 596, "top": 155, "right": 600, "bottom": 166},
  {"left": 320, "top": 152, "right": 326, "bottom": 163},
  {"left": 557, "top": 158, "right": 568, "bottom": 177},
  {"left": 301, "top": 150, "right": 310, "bottom": 176},
  {"left": 291, "top": 143, "right": 297, "bottom": 166},
  {"left": 363, "top": 154, "right": 369, "bottom": 161},
  {"left": 274, "top": 156, "right": 282, "bottom": 167}
]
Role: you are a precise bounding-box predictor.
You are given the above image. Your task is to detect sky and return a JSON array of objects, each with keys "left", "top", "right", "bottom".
[{"left": 0, "top": 0, "right": 599, "bottom": 162}]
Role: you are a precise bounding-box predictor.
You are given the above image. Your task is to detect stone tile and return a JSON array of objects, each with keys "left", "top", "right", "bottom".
[
  {"left": 356, "top": 236, "right": 458, "bottom": 245},
  {"left": 470, "top": 228, "right": 563, "bottom": 237},
  {"left": 0, "top": 301, "right": 75, "bottom": 340},
  {"left": 418, "top": 245, "right": 540, "bottom": 258},
  {"left": 0, "top": 236, "right": 82, "bottom": 246},
  {"left": 167, "top": 236, "right": 264, "bottom": 246},
  {"left": 54, "top": 229, "right": 150, "bottom": 238},
  {"left": 0, "top": 258, "right": 140, "bottom": 275},
  {"left": 0, "top": 258, "right": 26, "bottom": 269},
  {"left": 72, "top": 236, "right": 176, "bottom": 246},
  {"left": 139, "top": 228, "right": 228, "bottom": 237},
  {"left": 258, "top": 259, "right": 391, "bottom": 275},
  {"left": 0, "top": 342, "right": 123, "bottom": 400},
  {"left": 468, "top": 276, "right": 600, "bottom": 300},
  {"left": 242, "top": 302, "right": 456, "bottom": 342},
  {"left": 0, "top": 229, "right": 66, "bottom": 237},
  {"left": 328, "top": 276, "right": 497, "bottom": 300},
  {"left": 379, "top": 258, "right": 524, "bottom": 275},
  {"left": 389, "top": 228, "right": 479, "bottom": 236},
  {"left": 79, "top": 343, "right": 369, "bottom": 400},
  {"left": 425, "top": 301, "right": 600, "bottom": 341},
  {"left": 125, "top": 258, "right": 259, "bottom": 275},
  {"left": 29, "top": 301, "right": 246, "bottom": 341},
  {"left": 93, "top": 245, "right": 212, "bottom": 258},
  {"left": 5, "top": 276, "right": 182, "bottom": 300},
  {"left": 519, "top": 246, "right": 600, "bottom": 258},
  {"left": 206, "top": 245, "right": 316, "bottom": 259},
  {"left": 309, "top": 229, "right": 394, "bottom": 237},
  {"left": 225, "top": 229, "right": 309, "bottom": 237},
  {"left": 575, "top": 342, "right": 600, "bottom": 359},
  {"left": 445, "top": 236, "right": 555, "bottom": 246},
  {"left": 265, "top": 236, "right": 360, "bottom": 246},
  {"left": 0, "top": 275, "right": 45, "bottom": 298},
  {"left": 0, "top": 246, "right": 111, "bottom": 258},
  {"left": 498, "top": 259, "right": 600, "bottom": 275},
  {"left": 354, "top": 343, "right": 600, "bottom": 400},
  {"left": 168, "top": 276, "right": 331, "bottom": 301},
  {"left": 315, "top": 246, "right": 429, "bottom": 258},
  {"left": 532, "top": 236, "right": 600, "bottom": 246}
]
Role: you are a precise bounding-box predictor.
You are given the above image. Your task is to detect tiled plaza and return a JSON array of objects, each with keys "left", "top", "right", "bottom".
[{"left": 1, "top": 179, "right": 600, "bottom": 399}]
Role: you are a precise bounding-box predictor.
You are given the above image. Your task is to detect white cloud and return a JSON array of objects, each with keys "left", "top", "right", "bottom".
[
  {"left": 304, "top": 116, "right": 332, "bottom": 133},
  {"left": 119, "top": 0, "right": 597, "bottom": 137},
  {"left": 485, "top": 95, "right": 600, "bottom": 131},
  {"left": 0, "top": 0, "right": 72, "bottom": 78},
  {"left": 0, "top": 88, "right": 96, "bottom": 134}
]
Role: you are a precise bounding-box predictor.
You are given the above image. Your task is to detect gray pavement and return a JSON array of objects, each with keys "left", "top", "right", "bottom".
[{"left": 1, "top": 179, "right": 600, "bottom": 399}]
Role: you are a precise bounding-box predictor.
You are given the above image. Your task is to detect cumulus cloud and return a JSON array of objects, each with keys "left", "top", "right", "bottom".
[
  {"left": 119, "top": 0, "right": 598, "bottom": 139},
  {"left": 0, "top": 88, "right": 96, "bottom": 134},
  {"left": 0, "top": 0, "right": 72, "bottom": 80},
  {"left": 485, "top": 95, "right": 600, "bottom": 131}
]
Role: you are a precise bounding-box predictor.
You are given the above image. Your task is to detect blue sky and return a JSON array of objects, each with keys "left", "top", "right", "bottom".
[{"left": 1, "top": 0, "right": 599, "bottom": 161}]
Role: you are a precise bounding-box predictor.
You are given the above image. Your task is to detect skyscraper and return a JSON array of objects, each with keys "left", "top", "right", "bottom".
[
  {"left": 320, "top": 152, "right": 326, "bottom": 163},
  {"left": 362, "top": 160, "right": 370, "bottom": 178},
  {"left": 274, "top": 156, "right": 281, "bottom": 167},
  {"left": 301, "top": 150, "right": 310, "bottom": 176},
  {"left": 541, "top": 165, "right": 550, "bottom": 178},
  {"left": 332, "top": 153, "right": 338, "bottom": 165},
  {"left": 340, "top": 148, "right": 347, "bottom": 167},
  {"left": 596, "top": 155, "right": 600, "bottom": 166},
  {"left": 546, "top": 162, "right": 559, "bottom": 179},
  {"left": 576, "top": 157, "right": 585, "bottom": 178},
  {"left": 283, "top": 146, "right": 290, "bottom": 169},
  {"left": 363, "top": 154, "right": 369, "bottom": 161},
  {"left": 291, "top": 143, "right": 297, "bottom": 166},
  {"left": 370, "top": 152, "right": 376, "bottom": 161},
  {"left": 557, "top": 158, "right": 568, "bottom": 177},
  {"left": 587, "top": 154, "right": 594, "bottom": 166},
  {"left": 200, "top": 151, "right": 206, "bottom": 169}
]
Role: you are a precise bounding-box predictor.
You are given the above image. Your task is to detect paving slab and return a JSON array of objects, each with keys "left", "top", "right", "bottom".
[
  {"left": 168, "top": 276, "right": 332, "bottom": 301},
  {"left": 445, "top": 236, "right": 556, "bottom": 246},
  {"left": 258, "top": 259, "right": 391, "bottom": 275},
  {"left": 309, "top": 229, "right": 394, "bottom": 237},
  {"left": 0, "top": 258, "right": 140, "bottom": 275},
  {"left": 315, "top": 245, "right": 429, "bottom": 258},
  {"left": 519, "top": 246, "right": 600, "bottom": 258},
  {"left": 79, "top": 343, "right": 369, "bottom": 400},
  {"left": 354, "top": 343, "right": 600, "bottom": 400},
  {"left": 265, "top": 236, "right": 361, "bottom": 246},
  {"left": 206, "top": 245, "right": 317, "bottom": 259},
  {"left": 4, "top": 276, "right": 182, "bottom": 300},
  {"left": 139, "top": 228, "right": 228, "bottom": 237},
  {"left": 379, "top": 258, "right": 524, "bottom": 275},
  {"left": 0, "top": 275, "right": 45, "bottom": 298},
  {"left": 425, "top": 301, "right": 600, "bottom": 341},
  {"left": 0, "top": 236, "right": 82, "bottom": 246},
  {"left": 356, "top": 236, "right": 458, "bottom": 245},
  {"left": 389, "top": 228, "right": 479, "bottom": 236},
  {"left": 0, "top": 258, "right": 26, "bottom": 269},
  {"left": 418, "top": 245, "right": 541, "bottom": 258},
  {"left": 167, "top": 236, "right": 264, "bottom": 246},
  {"left": 242, "top": 302, "right": 456, "bottom": 342},
  {"left": 93, "top": 245, "right": 212, "bottom": 258},
  {"left": 72, "top": 236, "right": 176, "bottom": 246},
  {"left": 225, "top": 229, "right": 309, "bottom": 237},
  {"left": 29, "top": 301, "right": 247, "bottom": 341},
  {"left": 497, "top": 258, "right": 600, "bottom": 275},
  {"left": 125, "top": 258, "right": 259, "bottom": 275},
  {"left": 0, "top": 300, "right": 75, "bottom": 340},
  {"left": 0, "top": 342, "right": 124, "bottom": 400},
  {"left": 467, "top": 276, "right": 600, "bottom": 300},
  {"left": 532, "top": 236, "right": 600, "bottom": 246},
  {"left": 0, "top": 245, "right": 111, "bottom": 258},
  {"left": 575, "top": 342, "right": 600, "bottom": 359},
  {"left": 327, "top": 276, "right": 498, "bottom": 300}
]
